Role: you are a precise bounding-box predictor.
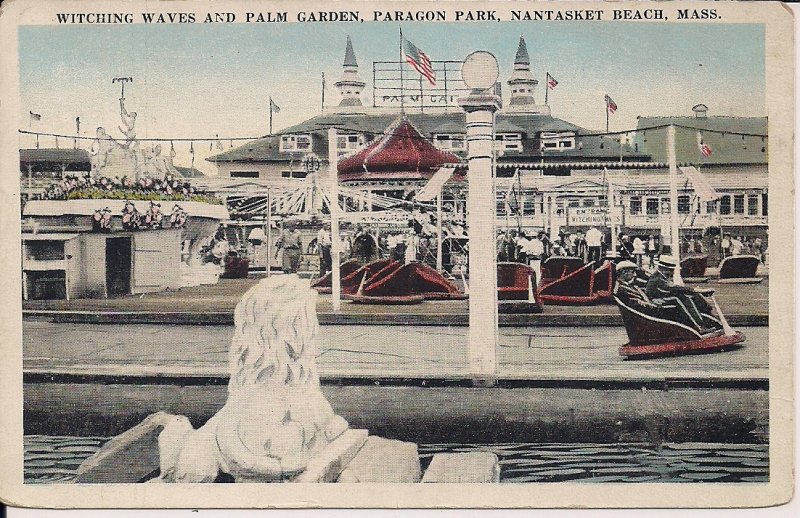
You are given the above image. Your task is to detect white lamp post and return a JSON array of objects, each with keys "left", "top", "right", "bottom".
[{"left": 459, "top": 51, "right": 502, "bottom": 383}]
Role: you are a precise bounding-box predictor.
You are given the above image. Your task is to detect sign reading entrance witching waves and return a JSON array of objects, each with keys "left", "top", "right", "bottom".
[{"left": 0, "top": 0, "right": 794, "bottom": 511}]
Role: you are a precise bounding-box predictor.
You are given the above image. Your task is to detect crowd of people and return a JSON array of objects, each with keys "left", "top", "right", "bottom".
[{"left": 717, "top": 233, "right": 767, "bottom": 263}]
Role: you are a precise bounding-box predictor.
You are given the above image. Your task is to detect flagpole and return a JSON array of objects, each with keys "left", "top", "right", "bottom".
[
  {"left": 419, "top": 75, "right": 424, "bottom": 113},
  {"left": 399, "top": 27, "right": 405, "bottom": 113},
  {"left": 269, "top": 97, "right": 273, "bottom": 135},
  {"left": 605, "top": 96, "right": 609, "bottom": 133},
  {"left": 545, "top": 74, "right": 549, "bottom": 105},
  {"left": 321, "top": 73, "right": 325, "bottom": 111}
]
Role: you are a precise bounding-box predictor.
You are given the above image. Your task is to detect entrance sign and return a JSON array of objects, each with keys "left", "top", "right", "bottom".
[{"left": 567, "top": 206, "right": 622, "bottom": 226}]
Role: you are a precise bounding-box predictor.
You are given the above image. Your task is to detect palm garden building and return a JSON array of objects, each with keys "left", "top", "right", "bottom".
[{"left": 205, "top": 36, "right": 768, "bottom": 254}]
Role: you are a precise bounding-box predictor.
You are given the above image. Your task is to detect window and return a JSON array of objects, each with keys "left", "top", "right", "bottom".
[
  {"left": 280, "top": 134, "right": 312, "bottom": 152},
  {"left": 660, "top": 198, "right": 671, "bottom": 214},
  {"left": 706, "top": 201, "right": 717, "bottom": 214},
  {"left": 720, "top": 195, "right": 731, "bottom": 215},
  {"left": 26, "top": 240, "right": 65, "bottom": 261},
  {"left": 496, "top": 199, "right": 507, "bottom": 216},
  {"left": 230, "top": 171, "right": 259, "bottom": 179},
  {"left": 337, "top": 134, "right": 364, "bottom": 153},
  {"left": 540, "top": 131, "right": 575, "bottom": 151},
  {"left": 281, "top": 171, "right": 308, "bottom": 179},
  {"left": 522, "top": 198, "right": 536, "bottom": 215},
  {"left": 434, "top": 134, "right": 465, "bottom": 151},
  {"left": 568, "top": 200, "right": 580, "bottom": 208},
  {"left": 678, "top": 195, "right": 691, "bottom": 214},
  {"left": 762, "top": 193, "right": 768, "bottom": 216},
  {"left": 583, "top": 199, "right": 595, "bottom": 207},
  {"left": 494, "top": 133, "right": 523, "bottom": 152},
  {"left": 748, "top": 195, "right": 759, "bottom": 216},
  {"left": 646, "top": 198, "right": 659, "bottom": 215},
  {"left": 629, "top": 196, "right": 642, "bottom": 215},
  {"left": 734, "top": 194, "right": 745, "bottom": 214}
]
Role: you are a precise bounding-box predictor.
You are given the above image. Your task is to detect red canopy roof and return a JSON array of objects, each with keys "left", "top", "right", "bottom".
[{"left": 338, "top": 117, "right": 461, "bottom": 182}]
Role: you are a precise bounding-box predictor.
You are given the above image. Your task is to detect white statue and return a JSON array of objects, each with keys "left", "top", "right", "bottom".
[
  {"left": 157, "top": 275, "right": 349, "bottom": 482},
  {"left": 119, "top": 97, "right": 138, "bottom": 150}
]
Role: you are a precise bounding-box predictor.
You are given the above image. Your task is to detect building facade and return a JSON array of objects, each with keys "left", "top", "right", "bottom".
[{"left": 205, "top": 36, "right": 767, "bottom": 241}]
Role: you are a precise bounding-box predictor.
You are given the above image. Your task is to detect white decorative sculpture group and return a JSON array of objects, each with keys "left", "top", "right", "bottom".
[
  {"left": 89, "top": 97, "right": 181, "bottom": 180},
  {"left": 157, "top": 275, "right": 350, "bottom": 482}
]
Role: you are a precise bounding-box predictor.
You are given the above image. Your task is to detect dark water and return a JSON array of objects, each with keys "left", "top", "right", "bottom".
[{"left": 25, "top": 436, "right": 769, "bottom": 484}]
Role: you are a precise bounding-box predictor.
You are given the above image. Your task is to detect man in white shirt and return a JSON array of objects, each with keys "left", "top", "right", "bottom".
[
  {"left": 585, "top": 226, "right": 603, "bottom": 264},
  {"left": 524, "top": 235, "right": 545, "bottom": 284},
  {"left": 316, "top": 224, "right": 332, "bottom": 276},
  {"left": 731, "top": 236, "right": 743, "bottom": 256}
]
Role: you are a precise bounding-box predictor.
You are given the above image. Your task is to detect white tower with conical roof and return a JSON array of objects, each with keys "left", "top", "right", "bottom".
[
  {"left": 505, "top": 36, "right": 550, "bottom": 115},
  {"left": 335, "top": 36, "right": 366, "bottom": 108}
]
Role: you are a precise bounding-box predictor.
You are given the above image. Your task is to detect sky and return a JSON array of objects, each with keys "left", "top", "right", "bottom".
[{"left": 18, "top": 21, "right": 765, "bottom": 174}]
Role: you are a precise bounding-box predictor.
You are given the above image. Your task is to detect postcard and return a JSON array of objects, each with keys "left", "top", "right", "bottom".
[{"left": 0, "top": 0, "right": 794, "bottom": 509}]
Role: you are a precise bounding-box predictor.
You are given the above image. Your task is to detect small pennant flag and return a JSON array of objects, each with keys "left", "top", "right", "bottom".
[
  {"left": 402, "top": 35, "right": 436, "bottom": 86},
  {"left": 697, "top": 132, "right": 712, "bottom": 158},
  {"left": 605, "top": 95, "right": 617, "bottom": 114},
  {"left": 215, "top": 134, "right": 224, "bottom": 150},
  {"left": 269, "top": 98, "right": 281, "bottom": 114},
  {"left": 547, "top": 73, "right": 558, "bottom": 90},
  {"left": 29, "top": 111, "right": 42, "bottom": 121}
]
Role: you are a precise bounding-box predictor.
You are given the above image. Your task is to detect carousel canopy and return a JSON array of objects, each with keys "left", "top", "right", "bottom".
[{"left": 337, "top": 117, "right": 461, "bottom": 182}]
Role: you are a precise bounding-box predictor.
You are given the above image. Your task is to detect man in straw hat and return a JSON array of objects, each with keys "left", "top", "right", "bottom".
[
  {"left": 613, "top": 261, "right": 645, "bottom": 305},
  {"left": 645, "top": 256, "right": 715, "bottom": 334}
]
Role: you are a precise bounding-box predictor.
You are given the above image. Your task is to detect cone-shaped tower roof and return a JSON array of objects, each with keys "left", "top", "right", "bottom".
[
  {"left": 514, "top": 36, "right": 530, "bottom": 66},
  {"left": 338, "top": 117, "right": 461, "bottom": 182},
  {"left": 343, "top": 35, "right": 358, "bottom": 67}
]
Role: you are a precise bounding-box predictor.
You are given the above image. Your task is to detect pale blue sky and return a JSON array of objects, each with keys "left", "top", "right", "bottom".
[{"left": 19, "top": 22, "right": 765, "bottom": 173}]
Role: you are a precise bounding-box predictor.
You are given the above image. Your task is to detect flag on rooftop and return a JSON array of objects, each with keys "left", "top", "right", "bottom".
[
  {"left": 29, "top": 111, "right": 42, "bottom": 121},
  {"left": 402, "top": 35, "right": 436, "bottom": 86},
  {"left": 605, "top": 95, "right": 617, "bottom": 114},
  {"left": 547, "top": 73, "right": 558, "bottom": 90},
  {"left": 269, "top": 98, "right": 281, "bottom": 113},
  {"left": 696, "top": 131, "right": 712, "bottom": 158}
]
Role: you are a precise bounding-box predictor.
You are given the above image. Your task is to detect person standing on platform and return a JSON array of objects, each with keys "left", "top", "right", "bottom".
[
  {"left": 731, "top": 235, "right": 743, "bottom": 256},
  {"left": 276, "top": 224, "right": 302, "bottom": 274},
  {"left": 586, "top": 226, "right": 603, "bottom": 264},
  {"left": 753, "top": 236, "right": 764, "bottom": 263},
  {"left": 721, "top": 233, "right": 732, "bottom": 258},
  {"left": 574, "top": 231, "right": 588, "bottom": 263},
  {"left": 646, "top": 234, "right": 658, "bottom": 267},
  {"left": 515, "top": 232, "right": 530, "bottom": 265},
  {"left": 526, "top": 233, "right": 545, "bottom": 284},
  {"left": 632, "top": 236, "right": 645, "bottom": 267},
  {"left": 316, "top": 224, "right": 332, "bottom": 277}
]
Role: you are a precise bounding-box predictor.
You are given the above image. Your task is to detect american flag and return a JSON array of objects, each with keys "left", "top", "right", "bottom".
[
  {"left": 697, "top": 131, "right": 712, "bottom": 157},
  {"left": 402, "top": 36, "right": 436, "bottom": 86},
  {"left": 605, "top": 95, "right": 617, "bottom": 114},
  {"left": 547, "top": 73, "right": 558, "bottom": 90}
]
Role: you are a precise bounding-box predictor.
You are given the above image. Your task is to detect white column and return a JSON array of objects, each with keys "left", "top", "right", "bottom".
[
  {"left": 328, "top": 128, "right": 341, "bottom": 311},
  {"left": 265, "top": 189, "right": 272, "bottom": 277},
  {"left": 460, "top": 93, "right": 501, "bottom": 382},
  {"left": 667, "top": 125, "right": 683, "bottom": 285}
]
